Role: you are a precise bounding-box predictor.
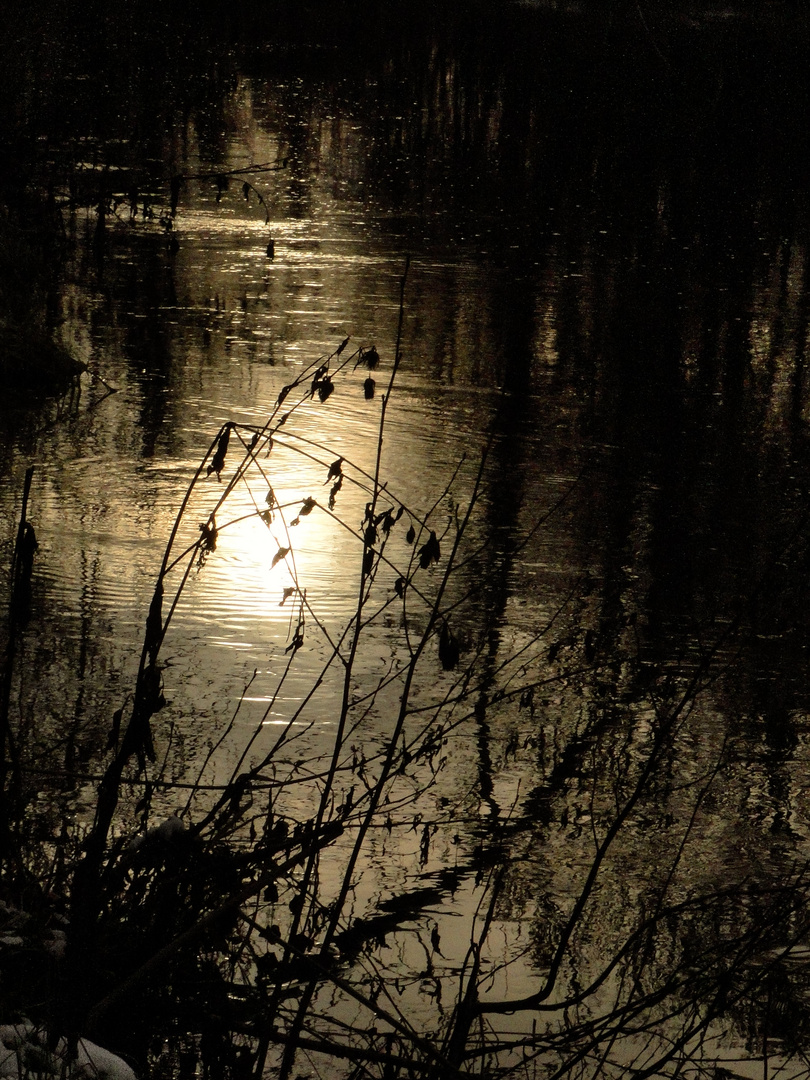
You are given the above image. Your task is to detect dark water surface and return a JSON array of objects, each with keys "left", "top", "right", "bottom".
[{"left": 5, "top": 1, "right": 810, "bottom": 1072}]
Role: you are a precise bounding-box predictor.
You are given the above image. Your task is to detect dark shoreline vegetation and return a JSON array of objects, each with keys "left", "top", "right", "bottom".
[
  {"left": 11, "top": 310, "right": 810, "bottom": 1080},
  {"left": 5, "top": 1, "right": 810, "bottom": 1077}
]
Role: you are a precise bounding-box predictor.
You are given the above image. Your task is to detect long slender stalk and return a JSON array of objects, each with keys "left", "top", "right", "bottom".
[{"left": 0, "top": 465, "right": 34, "bottom": 864}]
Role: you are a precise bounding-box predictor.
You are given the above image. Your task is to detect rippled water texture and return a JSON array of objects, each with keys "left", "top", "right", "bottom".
[{"left": 4, "top": 2, "right": 810, "bottom": 1071}]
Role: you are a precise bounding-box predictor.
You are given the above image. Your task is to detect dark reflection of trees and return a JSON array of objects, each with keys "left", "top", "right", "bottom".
[
  {"left": 8, "top": 2, "right": 810, "bottom": 1070},
  {"left": 233, "top": 0, "right": 810, "bottom": 891},
  {"left": 98, "top": 245, "right": 182, "bottom": 460},
  {"left": 465, "top": 270, "right": 541, "bottom": 821}
]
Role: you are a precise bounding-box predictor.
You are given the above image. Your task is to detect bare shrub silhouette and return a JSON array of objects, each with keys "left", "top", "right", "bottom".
[{"left": 2, "top": 264, "right": 810, "bottom": 1080}]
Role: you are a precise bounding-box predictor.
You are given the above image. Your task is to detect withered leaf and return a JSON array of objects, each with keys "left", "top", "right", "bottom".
[
  {"left": 285, "top": 630, "right": 304, "bottom": 653},
  {"left": 355, "top": 345, "right": 380, "bottom": 370},
  {"left": 394, "top": 576, "right": 406, "bottom": 597},
  {"left": 280, "top": 586, "right": 295, "bottom": 606},
  {"left": 265, "top": 486, "right": 275, "bottom": 507},
  {"left": 328, "top": 475, "right": 343, "bottom": 509},
  {"left": 335, "top": 336, "right": 350, "bottom": 356},
  {"left": 326, "top": 457, "right": 343, "bottom": 482},
  {"left": 317, "top": 376, "right": 334, "bottom": 402},
  {"left": 364, "top": 377, "right": 376, "bottom": 399},
  {"left": 292, "top": 497, "right": 315, "bottom": 527},
  {"left": 271, "top": 546, "right": 290, "bottom": 568},
  {"left": 418, "top": 531, "right": 441, "bottom": 569},
  {"left": 199, "top": 518, "right": 218, "bottom": 552},
  {"left": 277, "top": 384, "right": 292, "bottom": 406},
  {"left": 310, "top": 363, "right": 329, "bottom": 393},
  {"left": 406, "top": 524, "right": 416, "bottom": 545},
  {"left": 362, "top": 548, "right": 375, "bottom": 576},
  {"left": 207, "top": 424, "right": 231, "bottom": 480},
  {"left": 242, "top": 181, "right": 251, "bottom": 201}
]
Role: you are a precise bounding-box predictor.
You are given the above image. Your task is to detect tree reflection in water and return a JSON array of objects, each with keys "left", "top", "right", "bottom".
[{"left": 3, "top": 1, "right": 810, "bottom": 1077}]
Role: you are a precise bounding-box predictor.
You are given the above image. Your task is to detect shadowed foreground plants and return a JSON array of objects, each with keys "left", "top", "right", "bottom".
[{"left": 3, "top": 268, "right": 810, "bottom": 1080}]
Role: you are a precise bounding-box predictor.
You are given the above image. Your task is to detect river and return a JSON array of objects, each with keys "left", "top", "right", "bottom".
[{"left": 3, "top": 2, "right": 810, "bottom": 1076}]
